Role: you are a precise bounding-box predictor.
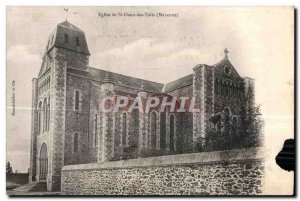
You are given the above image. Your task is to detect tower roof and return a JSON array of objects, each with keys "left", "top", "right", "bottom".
[
  {"left": 58, "top": 21, "right": 84, "bottom": 32},
  {"left": 45, "top": 20, "right": 90, "bottom": 55}
]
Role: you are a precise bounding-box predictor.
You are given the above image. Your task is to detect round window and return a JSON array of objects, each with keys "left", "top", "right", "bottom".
[{"left": 224, "top": 65, "right": 231, "bottom": 76}]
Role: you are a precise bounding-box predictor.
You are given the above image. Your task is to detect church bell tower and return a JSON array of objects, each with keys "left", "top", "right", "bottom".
[{"left": 30, "top": 20, "right": 90, "bottom": 191}]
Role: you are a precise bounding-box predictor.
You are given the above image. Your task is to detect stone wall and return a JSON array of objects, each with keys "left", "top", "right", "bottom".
[
  {"left": 56, "top": 48, "right": 89, "bottom": 71},
  {"left": 61, "top": 147, "right": 264, "bottom": 195},
  {"left": 29, "top": 78, "right": 38, "bottom": 182},
  {"left": 65, "top": 73, "right": 91, "bottom": 165},
  {"left": 193, "top": 65, "right": 205, "bottom": 147},
  {"left": 88, "top": 82, "right": 101, "bottom": 163}
]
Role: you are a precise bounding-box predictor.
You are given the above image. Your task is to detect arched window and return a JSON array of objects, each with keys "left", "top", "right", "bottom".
[
  {"left": 170, "top": 114, "right": 175, "bottom": 152},
  {"left": 47, "top": 98, "right": 50, "bottom": 131},
  {"left": 94, "top": 114, "right": 97, "bottom": 147},
  {"left": 160, "top": 112, "right": 166, "bottom": 149},
  {"left": 74, "top": 133, "right": 79, "bottom": 153},
  {"left": 224, "top": 107, "right": 230, "bottom": 117},
  {"left": 75, "top": 90, "right": 80, "bottom": 111},
  {"left": 150, "top": 112, "right": 157, "bottom": 149},
  {"left": 76, "top": 36, "right": 80, "bottom": 47},
  {"left": 64, "top": 33, "right": 68, "bottom": 44},
  {"left": 231, "top": 116, "right": 237, "bottom": 134},
  {"left": 122, "top": 113, "right": 127, "bottom": 146},
  {"left": 39, "top": 143, "right": 48, "bottom": 180},
  {"left": 38, "top": 101, "right": 42, "bottom": 135},
  {"left": 43, "top": 99, "right": 47, "bottom": 133}
]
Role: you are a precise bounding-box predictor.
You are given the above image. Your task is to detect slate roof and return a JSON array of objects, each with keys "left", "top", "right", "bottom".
[
  {"left": 89, "top": 67, "right": 164, "bottom": 93},
  {"left": 46, "top": 21, "right": 90, "bottom": 55},
  {"left": 163, "top": 74, "right": 193, "bottom": 92},
  {"left": 163, "top": 56, "right": 242, "bottom": 92},
  {"left": 59, "top": 21, "right": 84, "bottom": 32},
  {"left": 67, "top": 57, "right": 242, "bottom": 94}
]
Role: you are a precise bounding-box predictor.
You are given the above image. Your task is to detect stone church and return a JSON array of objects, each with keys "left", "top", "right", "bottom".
[{"left": 29, "top": 21, "right": 255, "bottom": 191}]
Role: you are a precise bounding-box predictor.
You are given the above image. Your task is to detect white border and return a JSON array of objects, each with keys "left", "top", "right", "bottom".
[{"left": 1, "top": 0, "right": 298, "bottom": 200}]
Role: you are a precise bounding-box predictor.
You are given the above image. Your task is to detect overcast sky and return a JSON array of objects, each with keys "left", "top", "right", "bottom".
[{"left": 6, "top": 7, "right": 293, "bottom": 194}]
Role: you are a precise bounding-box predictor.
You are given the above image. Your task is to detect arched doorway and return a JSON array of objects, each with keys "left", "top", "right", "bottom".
[{"left": 39, "top": 143, "right": 48, "bottom": 180}]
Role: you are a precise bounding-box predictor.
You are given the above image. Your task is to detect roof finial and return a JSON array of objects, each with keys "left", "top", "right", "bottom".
[
  {"left": 64, "top": 8, "right": 69, "bottom": 21},
  {"left": 224, "top": 48, "right": 229, "bottom": 58}
]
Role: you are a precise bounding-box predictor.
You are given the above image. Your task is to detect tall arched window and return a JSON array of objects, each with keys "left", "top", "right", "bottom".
[
  {"left": 47, "top": 98, "right": 50, "bottom": 131},
  {"left": 122, "top": 113, "right": 127, "bottom": 146},
  {"left": 74, "top": 133, "right": 79, "bottom": 153},
  {"left": 43, "top": 99, "right": 47, "bottom": 133},
  {"left": 45, "top": 101, "right": 48, "bottom": 132},
  {"left": 75, "top": 90, "right": 80, "bottom": 111},
  {"left": 38, "top": 101, "right": 42, "bottom": 135},
  {"left": 224, "top": 107, "right": 230, "bottom": 117},
  {"left": 150, "top": 112, "right": 157, "bottom": 149},
  {"left": 39, "top": 143, "right": 48, "bottom": 180},
  {"left": 170, "top": 114, "right": 175, "bottom": 152},
  {"left": 64, "top": 33, "right": 68, "bottom": 44},
  {"left": 160, "top": 112, "right": 166, "bottom": 149},
  {"left": 94, "top": 114, "right": 97, "bottom": 147},
  {"left": 76, "top": 36, "right": 80, "bottom": 47}
]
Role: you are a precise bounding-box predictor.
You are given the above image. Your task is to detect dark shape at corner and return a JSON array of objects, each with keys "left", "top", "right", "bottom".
[{"left": 275, "top": 139, "right": 295, "bottom": 172}]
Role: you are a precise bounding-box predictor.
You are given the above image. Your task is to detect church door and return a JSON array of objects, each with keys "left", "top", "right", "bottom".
[{"left": 39, "top": 143, "right": 48, "bottom": 181}]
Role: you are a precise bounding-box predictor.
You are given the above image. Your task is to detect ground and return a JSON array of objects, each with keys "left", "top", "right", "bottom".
[{"left": 6, "top": 181, "right": 61, "bottom": 196}]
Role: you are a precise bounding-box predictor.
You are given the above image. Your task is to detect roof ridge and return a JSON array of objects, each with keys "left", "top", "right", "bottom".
[
  {"left": 165, "top": 73, "right": 193, "bottom": 85},
  {"left": 212, "top": 57, "right": 230, "bottom": 67},
  {"left": 89, "top": 67, "right": 164, "bottom": 85}
]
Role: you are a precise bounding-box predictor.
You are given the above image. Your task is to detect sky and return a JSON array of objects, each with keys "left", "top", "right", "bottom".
[{"left": 6, "top": 6, "right": 294, "bottom": 194}]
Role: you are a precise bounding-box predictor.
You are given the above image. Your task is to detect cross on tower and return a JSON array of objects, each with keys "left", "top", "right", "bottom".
[
  {"left": 64, "top": 8, "right": 69, "bottom": 21},
  {"left": 224, "top": 48, "right": 229, "bottom": 58}
]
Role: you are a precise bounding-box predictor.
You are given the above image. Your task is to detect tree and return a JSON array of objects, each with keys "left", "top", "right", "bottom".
[
  {"left": 6, "top": 161, "right": 13, "bottom": 175},
  {"left": 239, "top": 103, "right": 263, "bottom": 148},
  {"left": 222, "top": 108, "right": 231, "bottom": 150},
  {"left": 204, "top": 126, "right": 219, "bottom": 151}
]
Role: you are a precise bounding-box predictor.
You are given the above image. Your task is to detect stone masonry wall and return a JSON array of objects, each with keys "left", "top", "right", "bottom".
[
  {"left": 61, "top": 147, "right": 264, "bottom": 195},
  {"left": 65, "top": 73, "right": 91, "bottom": 165}
]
